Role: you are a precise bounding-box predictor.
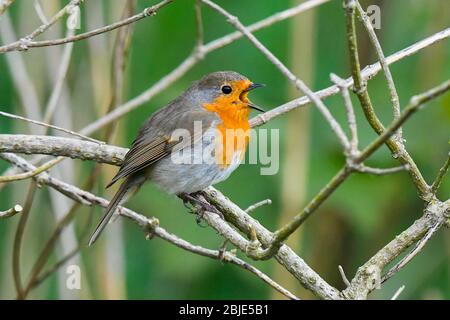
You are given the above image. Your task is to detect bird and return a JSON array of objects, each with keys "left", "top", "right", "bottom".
[{"left": 89, "top": 71, "right": 264, "bottom": 246}]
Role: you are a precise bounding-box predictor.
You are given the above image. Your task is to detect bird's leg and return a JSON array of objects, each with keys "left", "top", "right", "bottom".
[
  {"left": 191, "top": 191, "right": 224, "bottom": 219},
  {"left": 178, "top": 192, "right": 224, "bottom": 223}
]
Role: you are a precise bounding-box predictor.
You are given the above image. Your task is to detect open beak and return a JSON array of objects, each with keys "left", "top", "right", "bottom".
[
  {"left": 243, "top": 83, "right": 265, "bottom": 92},
  {"left": 244, "top": 83, "right": 265, "bottom": 112},
  {"left": 248, "top": 103, "right": 265, "bottom": 112}
]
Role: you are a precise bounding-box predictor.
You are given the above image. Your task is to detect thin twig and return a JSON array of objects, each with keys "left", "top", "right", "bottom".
[
  {"left": 330, "top": 73, "right": 358, "bottom": 154},
  {"left": 338, "top": 265, "right": 351, "bottom": 287},
  {"left": 245, "top": 80, "right": 450, "bottom": 260},
  {"left": 356, "top": 80, "right": 450, "bottom": 164},
  {"left": 0, "top": 204, "right": 22, "bottom": 218},
  {"left": 79, "top": 0, "right": 332, "bottom": 135},
  {"left": 431, "top": 152, "right": 450, "bottom": 196},
  {"left": 24, "top": 0, "right": 81, "bottom": 42},
  {"left": 42, "top": 28, "right": 76, "bottom": 126},
  {"left": 201, "top": 0, "right": 351, "bottom": 151},
  {"left": 0, "top": 111, "right": 103, "bottom": 144},
  {"left": 1, "top": 153, "right": 300, "bottom": 300},
  {"left": 0, "top": 0, "right": 173, "bottom": 53},
  {"left": 250, "top": 27, "right": 450, "bottom": 128},
  {"left": 245, "top": 199, "right": 272, "bottom": 213},
  {"left": 77, "top": 8, "right": 450, "bottom": 137},
  {"left": 341, "top": 194, "right": 449, "bottom": 300},
  {"left": 355, "top": 1, "right": 402, "bottom": 141},
  {"left": 0, "top": 156, "right": 63, "bottom": 183},
  {"left": 390, "top": 285, "right": 405, "bottom": 300},
  {"left": 354, "top": 165, "right": 407, "bottom": 175},
  {"left": 12, "top": 180, "right": 37, "bottom": 299},
  {"left": 194, "top": 0, "right": 204, "bottom": 49},
  {"left": 344, "top": 0, "right": 434, "bottom": 200},
  {"left": 382, "top": 221, "right": 442, "bottom": 283}
]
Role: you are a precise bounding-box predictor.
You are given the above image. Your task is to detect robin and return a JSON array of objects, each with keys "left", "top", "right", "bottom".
[{"left": 89, "top": 71, "right": 264, "bottom": 246}]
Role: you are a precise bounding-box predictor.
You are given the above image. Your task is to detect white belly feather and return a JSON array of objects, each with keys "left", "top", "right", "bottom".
[{"left": 149, "top": 126, "right": 243, "bottom": 195}]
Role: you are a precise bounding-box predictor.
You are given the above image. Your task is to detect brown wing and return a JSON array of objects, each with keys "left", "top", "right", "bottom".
[{"left": 106, "top": 106, "right": 218, "bottom": 188}]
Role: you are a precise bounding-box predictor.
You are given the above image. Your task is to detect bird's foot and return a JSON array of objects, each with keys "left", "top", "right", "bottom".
[{"left": 178, "top": 192, "right": 224, "bottom": 225}]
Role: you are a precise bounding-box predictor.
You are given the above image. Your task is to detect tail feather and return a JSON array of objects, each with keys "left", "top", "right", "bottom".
[{"left": 88, "top": 180, "right": 131, "bottom": 246}]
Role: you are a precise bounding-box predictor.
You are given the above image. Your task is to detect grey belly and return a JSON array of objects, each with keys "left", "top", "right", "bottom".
[
  {"left": 149, "top": 158, "right": 227, "bottom": 194},
  {"left": 147, "top": 129, "right": 243, "bottom": 195}
]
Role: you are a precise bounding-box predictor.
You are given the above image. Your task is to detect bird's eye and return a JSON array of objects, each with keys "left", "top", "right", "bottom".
[{"left": 221, "top": 85, "right": 232, "bottom": 94}]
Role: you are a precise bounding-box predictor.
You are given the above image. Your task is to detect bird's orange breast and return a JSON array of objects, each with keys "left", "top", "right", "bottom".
[{"left": 203, "top": 81, "right": 252, "bottom": 168}]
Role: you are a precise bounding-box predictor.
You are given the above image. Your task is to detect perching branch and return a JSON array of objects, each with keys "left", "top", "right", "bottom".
[
  {"left": 0, "top": 152, "right": 300, "bottom": 300},
  {"left": 0, "top": 147, "right": 341, "bottom": 299}
]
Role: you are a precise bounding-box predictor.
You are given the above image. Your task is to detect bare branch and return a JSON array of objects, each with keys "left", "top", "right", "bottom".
[
  {"left": 245, "top": 79, "right": 450, "bottom": 260},
  {"left": 201, "top": 0, "right": 350, "bottom": 151},
  {"left": 354, "top": 165, "right": 407, "bottom": 175},
  {"left": 355, "top": 80, "right": 450, "bottom": 165},
  {"left": 0, "top": 135, "right": 125, "bottom": 165},
  {"left": 0, "top": 204, "right": 22, "bottom": 218},
  {"left": 0, "top": 156, "right": 63, "bottom": 183},
  {"left": 391, "top": 285, "right": 405, "bottom": 300},
  {"left": 245, "top": 199, "right": 272, "bottom": 213},
  {"left": 78, "top": 6, "right": 449, "bottom": 137},
  {"left": 0, "top": 111, "right": 103, "bottom": 144},
  {"left": 0, "top": 153, "right": 302, "bottom": 300},
  {"left": 194, "top": 0, "right": 204, "bottom": 49},
  {"left": 0, "top": 0, "right": 173, "bottom": 53},
  {"left": 330, "top": 73, "right": 358, "bottom": 154},
  {"left": 355, "top": 1, "right": 402, "bottom": 140},
  {"left": 202, "top": 187, "right": 341, "bottom": 299},
  {"left": 342, "top": 200, "right": 449, "bottom": 299},
  {"left": 431, "top": 152, "right": 450, "bottom": 196},
  {"left": 12, "top": 180, "right": 38, "bottom": 299},
  {"left": 338, "top": 265, "right": 351, "bottom": 288},
  {"left": 42, "top": 27, "right": 76, "bottom": 126},
  {"left": 79, "top": 0, "right": 333, "bottom": 136},
  {"left": 250, "top": 27, "right": 450, "bottom": 128},
  {"left": 0, "top": 150, "right": 340, "bottom": 299},
  {"left": 382, "top": 221, "right": 442, "bottom": 283},
  {"left": 343, "top": 0, "right": 445, "bottom": 201}
]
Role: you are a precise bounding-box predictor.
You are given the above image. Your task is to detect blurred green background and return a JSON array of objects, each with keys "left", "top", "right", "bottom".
[{"left": 0, "top": 0, "right": 449, "bottom": 299}]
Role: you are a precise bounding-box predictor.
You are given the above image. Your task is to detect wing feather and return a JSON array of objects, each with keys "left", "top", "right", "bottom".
[{"left": 106, "top": 107, "right": 218, "bottom": 188}]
